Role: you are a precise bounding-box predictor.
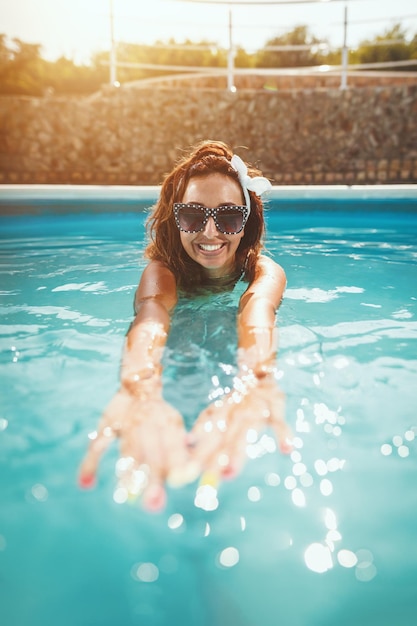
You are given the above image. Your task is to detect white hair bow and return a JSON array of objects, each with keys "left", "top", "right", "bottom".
[{"left": 231, "top": 154, "right": 272, "bottom": 215}]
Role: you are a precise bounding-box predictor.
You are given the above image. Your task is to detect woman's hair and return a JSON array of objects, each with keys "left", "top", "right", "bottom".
[{"left": 145, "top": 140, "right": 266, "bottom": 289}]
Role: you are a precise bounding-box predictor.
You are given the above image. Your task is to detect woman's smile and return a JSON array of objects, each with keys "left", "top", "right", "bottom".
[
  {"left": 196, "top": 241, "right": 227, "bottom": 253},
  {"left": 198, "top": 243, "right": 223, "bottom": 252},
  {"left": 180, "top": 173, "right": 245, "bottom": 278}
]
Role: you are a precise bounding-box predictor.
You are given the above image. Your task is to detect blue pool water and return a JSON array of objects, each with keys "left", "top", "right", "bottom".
[{"left": 0, "top": 188, "right": 417, "bottom": 626}]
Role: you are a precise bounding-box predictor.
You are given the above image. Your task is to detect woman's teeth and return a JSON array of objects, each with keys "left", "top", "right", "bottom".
[{"left": 199, "top": 244, "right": 223, "bottom": 251}]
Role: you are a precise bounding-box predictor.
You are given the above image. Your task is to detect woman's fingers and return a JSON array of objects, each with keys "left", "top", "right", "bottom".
[
  {"left": 190, "top": 382, "right": 292, "bottom": 483},
  {"left": 190, "top": 407, "right": 228, "bottom": 471},
  {"left": 142, "top": 480, "right": 167, "bottom": 512},
  {"left": 134, "top": 420, "right": 167, "bottom": 512},
  {"left": 78, "top": 422, "right": 116, "bottom": 488},
  {"left": 163, "top": 413, "right": 200, "bottom": 487},
  {"left": 78, "top": 390, "right": 132, "bottom": 488},
  {"left": 270, "top": 418, "right": 293, "bottom": 454},
  {"left": 120, "top": 405, "right": 191, "bottom": 507},
  {"left": 267, "top": 386, "right": 293, "bottom": 453}
]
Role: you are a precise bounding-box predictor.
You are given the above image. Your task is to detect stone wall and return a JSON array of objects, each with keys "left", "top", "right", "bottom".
[
  {"left": 153, "top": 71, "right": 417, "bottom": 91},
  {"left": 1, "top": 83, "right": 417, "bottom": 186}
]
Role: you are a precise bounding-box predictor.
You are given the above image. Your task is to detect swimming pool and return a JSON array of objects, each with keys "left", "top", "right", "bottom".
[{"left": 0, "top": 185, "right": 416, "bottom": 626}]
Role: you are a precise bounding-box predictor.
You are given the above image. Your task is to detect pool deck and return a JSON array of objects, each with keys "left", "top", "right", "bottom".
[{"left": 0, "top": 184, "right": 416, "bottom": 217}]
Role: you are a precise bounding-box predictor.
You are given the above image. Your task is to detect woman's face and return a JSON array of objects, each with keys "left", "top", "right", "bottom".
[{"left": 179, "top": 173, "right": 246, "bottom": 278}]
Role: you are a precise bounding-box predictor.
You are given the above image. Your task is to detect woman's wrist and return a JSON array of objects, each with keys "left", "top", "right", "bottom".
[
  {"left": 121, "top": 364, "right": 162, "bottom": 396},
  {"left": 234, "top": 362, "right": 278, "bottom": 395}
]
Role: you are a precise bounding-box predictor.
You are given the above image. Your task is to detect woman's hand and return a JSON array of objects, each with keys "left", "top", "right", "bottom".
[
  {"left": 189, "top": 372, "right": 293, "bottom": 486},
  {"left": 78, "top": 380, "right": 197, "bottom": 511}
]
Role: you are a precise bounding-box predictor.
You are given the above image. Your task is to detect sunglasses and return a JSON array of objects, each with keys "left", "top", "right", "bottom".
[{"left": 173, "top": 203, "right": 249, "bottom": 235}]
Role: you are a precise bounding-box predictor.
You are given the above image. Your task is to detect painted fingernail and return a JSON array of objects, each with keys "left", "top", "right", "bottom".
[
  {"left": 143, "top": 485, "right": 166, "bottom": 513},
  {"left": 79, "top": 473, "right": 96, "bottom": 489},
  {"left": 221, "top": 465, "right": 238, "bottom": 480},
  {"left": 280, "top": 438, "right": 293, "bottom": 454},
  {"left": 199, "top": 471, "right": 219, "bottom": 488}
]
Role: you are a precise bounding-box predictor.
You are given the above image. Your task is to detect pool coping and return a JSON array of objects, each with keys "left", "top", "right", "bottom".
[{"left": 0, "top": 183, "right": 417, "bottom": 202}]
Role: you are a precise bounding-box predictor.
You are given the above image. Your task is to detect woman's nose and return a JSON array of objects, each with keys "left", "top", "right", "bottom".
[{"left": 202, "top": 216, "right": 219, "bottom": 237}]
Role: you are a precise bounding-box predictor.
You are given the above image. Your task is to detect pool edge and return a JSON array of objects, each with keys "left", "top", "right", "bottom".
[{"left": 0, "top": 183, "right": 417, "bottom": 203}]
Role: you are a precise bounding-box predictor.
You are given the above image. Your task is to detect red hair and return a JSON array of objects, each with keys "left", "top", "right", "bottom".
[{"left": 145, "top": 140, "right": 266, "bottom": 289}]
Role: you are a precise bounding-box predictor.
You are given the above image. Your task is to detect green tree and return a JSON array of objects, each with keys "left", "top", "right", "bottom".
[
  {"left": 46, "top": 56, "right": 106, "bottom": 94},
  {"left": 0, "top": 35, "right": 45, "bottom": 95},
  {"left": 355, "top": 24, "right": 409, "bottom": 64},
  {"left": 410, "top": 33, "right": 417, "bottom": 63},
  {"left": 98, "top": 39, "right": 229, "bottom": 83},
  {"left": 234, "top": 45, "right": 256, "bottom": 69},
  {"left": 2, "top": 24, "right": 416, "bottom": 97},
  {"left": 254, "top": 25, "right": 326, "bottom": 68},
  {"left": 0, "top": 34, "right": 107, "bottom": 95},
  {"left": 349, "top": 23, "right": 416, "bottom": 70}
]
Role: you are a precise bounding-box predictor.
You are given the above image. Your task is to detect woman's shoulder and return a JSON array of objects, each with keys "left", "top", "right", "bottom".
[
  {"left": 142, "top": 259, "right": 175, "bottom": 279},
  {"left": 256, "top": 254, "right": 286, "bottom": 280},
  {"left": 135, "top": 260, "right": 178, "bottom": 309}
]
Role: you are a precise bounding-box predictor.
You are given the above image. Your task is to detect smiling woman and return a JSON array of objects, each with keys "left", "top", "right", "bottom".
[{"left": 78, "top": 139, "right": 292, "bottom": 509}]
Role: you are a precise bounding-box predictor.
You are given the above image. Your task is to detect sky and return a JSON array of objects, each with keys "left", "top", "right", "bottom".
[{"left": 1, "top": 0, "right": 416, "bottom": 64}]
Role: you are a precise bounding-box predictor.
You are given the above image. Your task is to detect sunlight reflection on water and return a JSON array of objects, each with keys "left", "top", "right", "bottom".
[{"left": 1, "top": 209, "right": 417, "bottom": 626}]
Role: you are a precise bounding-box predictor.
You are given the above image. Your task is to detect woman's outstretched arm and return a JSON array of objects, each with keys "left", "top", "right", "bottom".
[
  {"left": 190, "top": 255, "right": 292, "bottom": 487},
  {"left": 78, "top": 261, "right": 196, "bottom": 511},
  {"left": 237, "top": 254, "right": 286, "bottom": 373}
]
